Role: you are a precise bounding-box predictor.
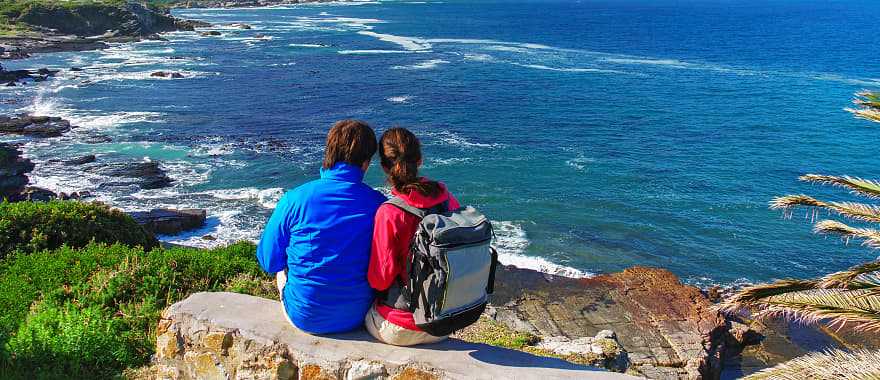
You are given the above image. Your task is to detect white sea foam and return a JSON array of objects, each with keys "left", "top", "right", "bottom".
[
  {"left": 197, "top": 187, "right": 285, "bottom": 209},
  {"left": 515, "top": 63, "right": 625, "bottom": 74},
  {"left": 392, "top": 59, "right": 449, "bottom": 70},
  {"left": 338, "top": 49, "right": 415, "bottom": 55},
  {"left": 427, "top": 131, "right": 503, "bottom": 149},
  {"left": 493, "top": 221, "right": 592, "bottom": 278},
  {"left": 289, "top": 43, "right": 326, "bottom": 48},
  {"left": 357, "top": 31, "right": 432, "bottom": 51},
  {"left": 386, "top": 95, "right": 412, "bottom": 103},
  {"left": 601, "top": 57, "right": 692, "bottom": 67},
  {"left": 566, "top": 155, "right": 595, "bottom": 171},
  {"left": 463, "top": 53, "right": 495, "bottom": 62}
]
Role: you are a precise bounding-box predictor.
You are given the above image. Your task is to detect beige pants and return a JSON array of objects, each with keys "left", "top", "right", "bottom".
[
  {"left": 276, "top": 271, "right": 296, "bottom": 327},
  {"left": 364, "top": 305, "right": 447, "bottom": 346}
]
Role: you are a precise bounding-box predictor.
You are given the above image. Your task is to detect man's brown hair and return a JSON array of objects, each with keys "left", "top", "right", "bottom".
[{"left": 322, "top": 119, "right": 378, "bottom": 169}]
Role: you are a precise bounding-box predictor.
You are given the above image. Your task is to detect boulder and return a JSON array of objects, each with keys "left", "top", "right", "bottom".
[
  {"left": 150, "top": 71, "right": 184, "bottom": 78},
  {"left": 536, "top": 330, "right": 630, "bottom": 373},
  {"left": 491, "top": 266, "right": 729, "bottom": 380},
  {"left": 152, "top": 292, "right": 637, "bottom": 380},
  {"left": 129, "top": 208, "right": 207, "bottom": 235},
  {"left": 87, "top": 161, "right": 173, "bottom": 189},
  {"left": 64, "top": 154, "right": 96, "bottom": 166},
  {"left": 18, "top": 186, "right": 58, "bottom": 202},
  {"left": 200, "top": 31, "right": 222, "bottom": 37},
  {"left": 0, "top": 115, "right": 73, "bottom": 137},
  {"left": 0, "top": 143, "right": 34, "bottom": 199},
  {"left": 229, "top": 23, "right": 253, "bottom": 29}
]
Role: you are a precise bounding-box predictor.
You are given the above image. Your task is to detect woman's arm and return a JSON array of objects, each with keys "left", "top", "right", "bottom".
[
  {"left": 368, "top": 206, "right": 403, "bottom": 291},
  {"left": 256, "top": 193, "right": 293, "bottom": 273}
]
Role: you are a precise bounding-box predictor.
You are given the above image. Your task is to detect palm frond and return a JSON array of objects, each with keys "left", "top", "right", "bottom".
[
  {"left": 745, "top": 349, "right": 880, "bottom": 380},
  {"left": 800, "top": 174, "right": 880, "bottom": 199},
  {"left": 770, "top": 195, "right": 880, "bottom": 224},
  {"left": 756, "top": 289, "right": 880, "bottom": 332},
  {"left": 820, "top": 260, "right": 880, "bottom": 289},
  {"left": 847, "top": 91, "right": 880, "bottom": 123},
  {"left": 814, "top": 220, "right": 880, "bottom": 249},
  {"left": 717, "top": 279, "right": 819, "bottom": 313}
]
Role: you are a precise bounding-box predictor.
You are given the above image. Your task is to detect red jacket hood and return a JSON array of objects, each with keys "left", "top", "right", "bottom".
[{"left": 390, "top": 180, "right": 450, "bottom": 208}]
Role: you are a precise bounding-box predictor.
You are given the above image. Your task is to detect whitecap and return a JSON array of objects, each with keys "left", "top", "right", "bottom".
[
  {"left": 426, "top": 130, "right": 503, "bottom": 149},
  {"left": 196, "top": 187, "right": 285, "bottom": 209},
  {"left": 392, "top": 59, "right": 449, "bottom": 70},
  {"left": 493, "top": 221, "right": 592, "bottom": 278},
  {"left": 357, "top": 31, "right": 432, "bottom": 51},
  {"left": 338, "top": 49, "right": 416, "bottom": 55},
  {"left": 386, "top": 95, "right": 412, "bottom": 103}
]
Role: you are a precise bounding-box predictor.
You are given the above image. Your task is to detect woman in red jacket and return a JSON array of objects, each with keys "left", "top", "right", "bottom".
[{"left": 366, "top": 127, "right": 460, "bottom": 346}]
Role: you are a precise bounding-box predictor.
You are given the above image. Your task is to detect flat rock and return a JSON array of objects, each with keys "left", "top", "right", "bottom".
[
  {"left": 87, "top": 161, "right": 173, "bottom": 190},
  {"left": 154, "top": 292, "right": 637, "bottom": 380},
  {"left": 129, "top": 208, "right": 207, "bottom": 235},
  {"left": 491, "top": 266, "right": 729, "bottom": 380},
  {"left": 64, "top": 154, "right": 96, "bottom": 166},
  {"left": 0, "top": 115, "right": 73, "bottom": 137}
]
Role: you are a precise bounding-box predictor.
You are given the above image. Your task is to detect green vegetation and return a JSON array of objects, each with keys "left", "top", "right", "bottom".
[
  {"left": 719, "top": 92, "right": 880, "bottom": 379},
  {"left": 0, "top": 241, "right": 273, "bottom": 378},
  {"left": 0, "top": 200, "right": 158, "bottom": 257}
]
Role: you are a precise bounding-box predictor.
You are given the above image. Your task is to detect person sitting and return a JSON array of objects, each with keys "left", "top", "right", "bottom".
[
  {"left": 365, "top": 127, "right": 462, "bottom": 346},
  {"left": 257, "top": 119, "right": 387, "bottom": 334}
]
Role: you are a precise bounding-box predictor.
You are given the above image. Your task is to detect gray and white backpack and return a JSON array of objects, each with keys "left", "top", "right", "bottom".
[{"left": 381, "top": 197, "right": 498, "bottom": 336}]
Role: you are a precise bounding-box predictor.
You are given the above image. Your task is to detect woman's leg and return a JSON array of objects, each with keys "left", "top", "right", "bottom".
[
  {"left": 276, "top": 270, "right": 297, "bottom": 328},
  {"left": 364, "top": 305, "right": 447, "bottom": 346}
]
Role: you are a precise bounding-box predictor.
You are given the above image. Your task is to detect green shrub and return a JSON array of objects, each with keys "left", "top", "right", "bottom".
[
  {"left": 0, "top": 200, "right": 158, "bottom": 257},
  {"left": 0, "top": 242, "right": 271, "bottom": 377}
]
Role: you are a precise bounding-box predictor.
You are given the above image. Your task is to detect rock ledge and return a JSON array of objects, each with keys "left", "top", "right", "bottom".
[{"left": 153, "top": 292, "right": 638, "bottom": 380}]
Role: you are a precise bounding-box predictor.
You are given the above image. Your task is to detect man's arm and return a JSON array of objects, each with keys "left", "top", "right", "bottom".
[{"left": 256, "top": 193, "right": 293, "bottom": 273}]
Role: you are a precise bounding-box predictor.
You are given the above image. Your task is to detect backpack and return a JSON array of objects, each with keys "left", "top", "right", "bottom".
[{"left": 381, "top": 196, "right": 498, "bottom": 337}]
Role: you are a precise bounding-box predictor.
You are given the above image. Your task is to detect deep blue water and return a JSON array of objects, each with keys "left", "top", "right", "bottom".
[{"left": 2, "top": 0, "right": 879, "bottom": 285}]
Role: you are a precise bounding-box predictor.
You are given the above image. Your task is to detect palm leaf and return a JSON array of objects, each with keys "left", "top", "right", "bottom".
[
  {"left": 717, "top": 279, "right": 819, "bottom": 313},
  {"left": 744, "top": 349, "right": 880, "bottom": 380},
  {"left": 770, "top": 195, "right": 880, "bottom": 224},
  {"left": 746, "top": 289, "right": 880, "bottom": 332},
  {"left": 800, "top": 174, "right": 880, "bottom": 199},
  {"left": 847, "top": 91, "right": 880, "bottom": 123},
  {"left": 820, "top": 260, "right": 880, "bottom": 289},
  {"left": 814, "top": 220, "right": 880, "bottom": 249}
]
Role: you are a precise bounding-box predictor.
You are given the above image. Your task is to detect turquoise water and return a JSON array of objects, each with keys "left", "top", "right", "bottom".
[{"left": 1, "top": 0, "right": 879, "bottom": 285}]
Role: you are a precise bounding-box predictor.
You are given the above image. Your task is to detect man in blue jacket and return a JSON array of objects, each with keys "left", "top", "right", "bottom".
[{"left": 257, "top": 120, "right": 386, "bottom": 334}]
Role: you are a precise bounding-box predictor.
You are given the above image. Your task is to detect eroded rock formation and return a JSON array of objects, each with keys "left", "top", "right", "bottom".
[{"left": 490, "top": 266, "right": 729, "bottom": 379}]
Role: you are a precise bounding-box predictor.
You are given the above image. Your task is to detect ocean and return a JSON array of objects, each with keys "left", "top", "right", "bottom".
[{"left": 1, "top": 0, "right": 879, "bottom": 286}]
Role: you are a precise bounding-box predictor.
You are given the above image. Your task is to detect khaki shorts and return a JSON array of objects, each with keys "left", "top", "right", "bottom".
[
  {"left": 276, "top": 271, "right": 296, "bottom": 327},
  {"left": 364, "top": 305, "right": 447, "bottom": 346}
]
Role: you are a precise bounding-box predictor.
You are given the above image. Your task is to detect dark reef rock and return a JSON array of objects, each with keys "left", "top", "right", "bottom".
[
  {"left": 150, "top": 71, "right": 184, "bottom": 78},
  {"left": 491, "top": 266, "right": 729, "bottom": 379},
  {"left": 64, "top": 154, "right": 97, "bottom": 166},
  {"left": 0, "top": 143, "right": 35, "bottom": 200},
  {"left": 129, "top": 208, "right": 207, "bottom": 235},
  {"left": 83, "top": 134, "right": 113, "bottom": 144},
  {"left": 88, "top": 161, "right": 173, "bottom": 190},
  {"left": 229, "top": 23, "right": 253, "bottom": 29},
  {"left": 0, "top": 115, "right": 73, "bottom": 137},
  {"left": 200, "top": 31, "right": 222, "bottom": 37}
]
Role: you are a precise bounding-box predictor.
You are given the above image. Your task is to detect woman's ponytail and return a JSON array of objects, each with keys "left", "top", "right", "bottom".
[{"left": 380, "top": 128, "right": 442, "bottom": 198}]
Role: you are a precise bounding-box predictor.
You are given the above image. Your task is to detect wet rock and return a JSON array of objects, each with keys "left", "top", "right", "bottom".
[
  {"left": 129, "top": 208, "right": 207, "bottom": 235},
  {"left": 18, "top": 186, "right": 58, "bottom": 202},
  {"left": 202, "top": 235, "right": 217, "bottom": 241},
  {"left": 150, "top": 71, "right": 184, "bottom": 78},
  {"left": 64, "top": 154, "right": 96, "bottom": 166},
  {"left": 491, "top": 266, "right": 729, "bottom": 379},
  {"left": 83, "top": 134, "right": 113, "bottom": 144},
  {"left": 200, "top": 31, "right": 222, "bottom": 37},
  {"left": 87, "top": 161, "right": 173, "bottom": 190},
  {"left": 70, "top": 67, "right": 84, "bottom": 72},
  {"left": 229, "top": 23, "right": 253, "bottom": 30},
  {"left": 0, "top": 115, "right": 73, "bottom": 137},
  {"left": 0, "top": 143, "right": 35, "bottom": 200}
]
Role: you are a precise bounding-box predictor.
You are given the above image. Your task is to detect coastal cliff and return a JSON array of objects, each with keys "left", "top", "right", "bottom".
[{"left": 0, "top": 1, "right": 209, "bottom": 58}]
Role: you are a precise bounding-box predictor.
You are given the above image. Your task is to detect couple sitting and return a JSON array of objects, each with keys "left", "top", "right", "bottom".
[{"left": 257, "top": 120, "right": 496, "bottom": 346}]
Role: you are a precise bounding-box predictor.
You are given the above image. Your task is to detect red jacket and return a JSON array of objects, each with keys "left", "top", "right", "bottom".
[{"left": 368, "top": 181, "right": 460, "bottom": 331}]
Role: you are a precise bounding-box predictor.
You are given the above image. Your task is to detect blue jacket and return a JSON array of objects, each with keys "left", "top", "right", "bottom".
[{"left": 257, "top": 163, "right": 386, "bottom": 334}]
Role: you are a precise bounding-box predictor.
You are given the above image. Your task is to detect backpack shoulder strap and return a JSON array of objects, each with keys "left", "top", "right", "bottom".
[
  {"left": 385, "top": 196, "right": 428, "bottom": 219},
  {"left": 384, "top": 197, "right": 450, "bottom": 219}
]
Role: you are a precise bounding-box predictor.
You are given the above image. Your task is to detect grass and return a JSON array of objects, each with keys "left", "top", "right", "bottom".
[
  {"left": 0, "top": 200, "right": 158, "bottom": 257},
  {"left": 0, "top": 241, "right": 274, "bottom": 378}
]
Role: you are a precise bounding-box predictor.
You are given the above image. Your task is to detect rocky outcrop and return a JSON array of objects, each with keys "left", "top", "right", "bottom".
[
  {"left": 87, "top": 161, "right": 173, "bottom": 190},
  {"left": 490, "top": 266, "right": 729, "bottom": 379},
  {"left": 130, "top": 208, "right": 207, "bottom": 235},
  {"left": 0, "top": 115, "right": 73, "bottom": 137},
  {"left": 152, "top": 292, "right": 637, "bottom": 380},
  {"left": 0, "top": 143, "right": 34, "bottom": 200}
]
